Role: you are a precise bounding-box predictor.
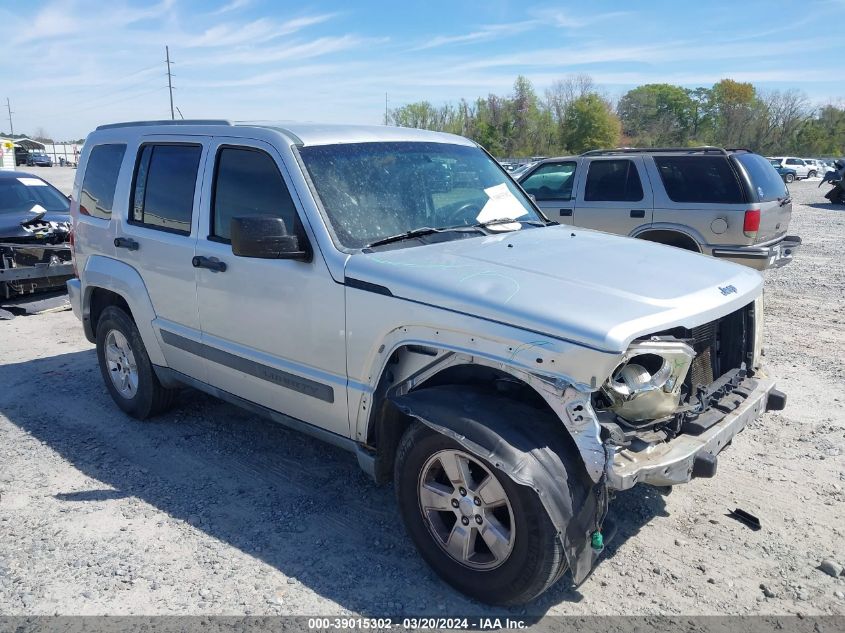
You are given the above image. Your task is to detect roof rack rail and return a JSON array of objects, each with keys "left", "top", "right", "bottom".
[
  {"left": 580, "top": 146, "right": 728, "bottom": 156},
  {"left": 724, "top": 148, "right": 753, "bottom": 154},
  {"left": 95, "top": 119, "right": 232, "bottom": 130}
]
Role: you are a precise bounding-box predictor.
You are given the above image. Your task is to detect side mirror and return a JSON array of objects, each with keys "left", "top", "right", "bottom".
[{"left": 230, "top": 215, "right": 309, "bottom": 260}]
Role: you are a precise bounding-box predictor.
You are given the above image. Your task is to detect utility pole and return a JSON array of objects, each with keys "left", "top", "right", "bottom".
[
  {"left": 5, "top": 98, "right": 13, "bottom": 135},
  {"left": 166, "top": 45, "right": 175, "bottom": 121}
]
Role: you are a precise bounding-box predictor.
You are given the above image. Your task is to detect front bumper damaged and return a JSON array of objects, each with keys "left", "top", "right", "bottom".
[
  {"left": 0, "top": 242, "right": 74, "bottom": 297},
  {"left": 607, "top": 374, "right": 783, "bottom": 490}
]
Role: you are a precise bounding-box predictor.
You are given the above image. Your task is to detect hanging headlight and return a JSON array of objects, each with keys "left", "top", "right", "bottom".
[{"left": 602, "top": 339, "right": 695, "bottom": 423}]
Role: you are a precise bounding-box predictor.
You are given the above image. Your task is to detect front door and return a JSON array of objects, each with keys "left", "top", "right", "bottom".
[
  {"left": 193, "top": 138, "right": 349, "bottom": 438},
  {"left": 518, "top": 160, "right": 579, "bottom": 225},
  {"left": 574, "top": 156, "right": 653, "bottom": 236},
  {"left": 117, "top": 135, "right": 208, "bottom": 381}
]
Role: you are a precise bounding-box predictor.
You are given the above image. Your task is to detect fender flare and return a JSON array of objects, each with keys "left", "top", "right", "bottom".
[
  {"left": 391, "top": 384, "right": 608, "bottom": 585},
  {"left": 82, "top": 255, "right": 166, "bottom": 366},
  {"left": 632, "top": 224, "right": 704, "bottom": 251}
]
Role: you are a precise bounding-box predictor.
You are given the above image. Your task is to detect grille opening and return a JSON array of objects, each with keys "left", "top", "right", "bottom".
[{"left": 648, "top": 303, "right": 751, "bottom": 399}]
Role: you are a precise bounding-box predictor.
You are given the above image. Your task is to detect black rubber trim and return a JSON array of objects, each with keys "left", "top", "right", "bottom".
[
  {"left": 159, "top": 329, "right": 334, "bottom": 403},
  {"left": 344, "top": 277, "right": 393, "bottom": 296}
]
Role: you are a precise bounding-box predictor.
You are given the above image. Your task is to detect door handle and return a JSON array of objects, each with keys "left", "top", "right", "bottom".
[
  {"left": 191, "top": 256, "right": 227, "bottom": 273},
  {"left": 559, "top": 208, "right": 573, "bottom": 217},
  {"left": 114, "top": 237, "right": 139, "bottom": 251},
  {"left": 630, "top": 209, "right": 646, "bottom": 218}
]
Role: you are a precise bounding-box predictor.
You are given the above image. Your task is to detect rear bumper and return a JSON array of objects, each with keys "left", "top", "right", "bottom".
[
  {"left": 711, "top": 235, "right": 801, "bottom": 270},
  {"left": 67, "top": 278, "right": 82, "bottom": 320},
  {"left": 606, "top": 374, "right": 782, "bottom": 490}
]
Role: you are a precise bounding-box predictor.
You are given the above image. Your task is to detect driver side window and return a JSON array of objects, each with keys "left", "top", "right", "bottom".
[
  {"left": 520, "top": 162, "right": 577, "bottom": 201},
  {"left": 211, "top": 147, "right": 298, "bottom": 241}
]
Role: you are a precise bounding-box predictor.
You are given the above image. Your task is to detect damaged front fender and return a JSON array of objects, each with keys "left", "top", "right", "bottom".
[{"left": 391, "top": 384, "right": 608, "bottom": 585}]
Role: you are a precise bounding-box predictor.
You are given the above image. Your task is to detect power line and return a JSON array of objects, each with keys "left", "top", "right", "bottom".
[
  {"left": 166, "top": 45, "right": 175, "bottom": 121},
  {"left": 5, "top": 98, "right": 12, "bottom": 135}
]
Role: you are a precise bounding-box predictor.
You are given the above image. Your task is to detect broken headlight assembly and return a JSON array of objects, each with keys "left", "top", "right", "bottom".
[{"left": 600, "top": 339, "right": 695, "bottom": 424}]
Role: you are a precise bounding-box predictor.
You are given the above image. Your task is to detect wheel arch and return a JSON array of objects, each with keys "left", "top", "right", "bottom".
[
  {"left": 362, "top": 340, "right": 608, "bottom": 492},
  {"left": 634, "top": 227, "right": 702, "bottom": 252},
  {"left": 82, "top": 255, "right": 166, "bottom": 366}
]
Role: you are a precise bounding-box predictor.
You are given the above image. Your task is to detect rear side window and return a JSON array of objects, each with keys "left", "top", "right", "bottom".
[
  {"left": 584, "top": 159, "right": 643, "bottom": 202},
  {"left": 520, "top": 162, "right": 577, "bottom": 201},
  {"left": 735, "top": 153, "right": 788, "bottom": 202},
  {"left": 131, "top": 144, "right": 202, "bottom": 234},
  {"left": 654, "top": 156, "right": 744, "bottom": 204},
  {"left": 80, "top": 144, "right": 125, "bottom": 219},
  {"left": 211, "top": 147, "right": 298, "bottom": 241},
  {"left": 785, "top": 158, "right": 802, "bottom": 166}
]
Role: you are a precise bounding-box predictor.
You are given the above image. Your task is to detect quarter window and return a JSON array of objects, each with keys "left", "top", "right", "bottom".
[
  {"left": 79, "top": 144, "right": 125, "bottom": 219},
  {"left": 130, "top": 144, "right": 201, "bottom": 234},
  {"left": 584, "top": 159, "right": 644, "bottom": 202},
  {"left": 654, "top": 156, "right": 744, "bottom": 204},
  {"left": 520, "top": 162, "right": 577, "bottom": 201},
  {"left": 211, "top": 147, "right": 298, "bottom": 241}
]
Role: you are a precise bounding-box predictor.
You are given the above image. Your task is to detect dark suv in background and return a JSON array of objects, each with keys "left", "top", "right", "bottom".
[{"left": 517, "top": 147, "right": 801, "bottom": 270}]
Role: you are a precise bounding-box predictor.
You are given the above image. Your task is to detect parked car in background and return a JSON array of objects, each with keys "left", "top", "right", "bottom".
[
  {"left": 14, "top": 146, "right": 28, "bottom": 166},
  {"left": 0, "top": 170, "right": 73, "bottom": 299},
  {"left": 769, "top": 156, "right": 812, "bottom": 178},
  {"left": 518, "top": 147, "right": 801, "bottom": 270},
  {"left": 68, "top": 120, "right": 786, "bottom": 606},
  {"left": 26, "top": 152, "right": 53, "bottom": 167},
  {"left": 769, "top": 160, "right": 797, "bottom": 183},
  {"left": 803, "top": 159, "right": 825, "bottom": 176}
]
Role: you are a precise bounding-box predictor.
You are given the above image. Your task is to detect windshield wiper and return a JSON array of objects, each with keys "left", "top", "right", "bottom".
[
  {"left": 473, "top": 217, "right": 550, "bottom": 229},
  {"left": 364, "top": 225, "right": 479, "bottom": 249}
]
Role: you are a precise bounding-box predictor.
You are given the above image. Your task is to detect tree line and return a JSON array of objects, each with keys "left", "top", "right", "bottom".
[{"left": 388, "top": 74, "right": 845, "bottom": 158}]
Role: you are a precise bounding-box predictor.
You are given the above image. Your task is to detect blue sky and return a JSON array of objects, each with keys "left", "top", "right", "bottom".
[{"left": 2, "top": 0, "right": 844, "bottom": 140}]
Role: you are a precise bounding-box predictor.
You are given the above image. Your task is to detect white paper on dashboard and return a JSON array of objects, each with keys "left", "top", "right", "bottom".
[{"left": 476, "top": 183, "right": 528, "bottom": 230}]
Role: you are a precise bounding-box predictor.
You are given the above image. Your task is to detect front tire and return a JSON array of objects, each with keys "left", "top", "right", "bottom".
[
  {"left": 808, "top": 170, "right": 817, "bottom": 178},
  {"left": 96, "top": 306, "right": 176, "bottom": 419},
  {"left": 785, "top": 173, "right": 795, "bottom": 183},
  {"left": 394, "top": 422, "right": 567, "bottom": 605}
]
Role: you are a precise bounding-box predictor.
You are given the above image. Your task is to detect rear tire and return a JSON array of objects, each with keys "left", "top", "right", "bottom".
[
  {"left": 96, "top": 306, "right": 176, "bottom": 419},
  {"left": 394, "top": 422, "right": 567, "bottom": 605}
]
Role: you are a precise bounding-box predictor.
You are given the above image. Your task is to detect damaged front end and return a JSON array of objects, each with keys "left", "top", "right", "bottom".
[
  {"left": 595, "top": 299, "right": 785, "bottom": 489},
  {"left": 0, "top": 216, "right": 74, "bottom": 299}
]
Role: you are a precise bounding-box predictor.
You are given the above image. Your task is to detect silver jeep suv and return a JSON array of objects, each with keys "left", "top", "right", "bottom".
[
  {"left": 67, "top": 121, "right": 786, "bottom": 605},
  {"left": 518, "top": 147, "right": 801, "bottom": 270}
]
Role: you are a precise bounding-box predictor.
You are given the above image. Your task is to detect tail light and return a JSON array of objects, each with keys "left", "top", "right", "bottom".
[{"left": 743, "top": 209, "right": 760, "bottom": 239}]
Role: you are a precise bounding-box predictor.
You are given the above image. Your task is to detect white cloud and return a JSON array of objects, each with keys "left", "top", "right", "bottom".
[
  {"left": 412, "top": 21, "right": 538, "bottom": 50},
  {"left": 185, "top": 13, "right": 337, "bottom": 48},
  {"left": 209, "top": 0, "right": 251, "bottom": 16}
]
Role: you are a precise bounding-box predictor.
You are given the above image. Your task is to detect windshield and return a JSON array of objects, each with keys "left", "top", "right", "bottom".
[
  {"left": 0, "top": 176, "right": 69, "bottom": 214},
  {"left": 298, "top": 141, "right": 541, "bottom": 249}
]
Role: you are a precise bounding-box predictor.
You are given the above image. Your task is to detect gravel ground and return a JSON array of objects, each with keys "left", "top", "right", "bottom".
[{"left": 0, "top": 178, "right": 843, "bottom": 617}]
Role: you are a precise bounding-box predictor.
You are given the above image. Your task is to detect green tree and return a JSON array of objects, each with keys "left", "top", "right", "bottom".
[
  {"left": 561, "top": 94, "right": 621, "bottom": 153},
  {"left": 617, "top": 83, "right": 695, "bottom": 145}
]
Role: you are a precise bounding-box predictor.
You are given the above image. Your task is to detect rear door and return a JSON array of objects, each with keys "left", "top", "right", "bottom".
[
  {"left": 573, "top": 156, "right": 652, "bottom": 235},
  {"left": 733, "top": 152, "right": 791, "bottom": 243},
  {"left": 117, "top": 135, "right": 209, "bottom": 380},
  {"left": 517, "top": 159, "right": 579, "bottom": 225}
]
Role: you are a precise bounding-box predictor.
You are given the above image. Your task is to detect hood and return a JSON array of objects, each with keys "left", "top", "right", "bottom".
[
  {"left": 0, "top": 209, "right": 71, "bottom": 239},
  {"left": 344, "top": 225, "right": 763, "bottom": 353}
]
